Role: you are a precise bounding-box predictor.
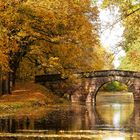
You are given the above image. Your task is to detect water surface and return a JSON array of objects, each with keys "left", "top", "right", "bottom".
[{"left": 0, "top": 92, "right": 140, "bottom": 140}]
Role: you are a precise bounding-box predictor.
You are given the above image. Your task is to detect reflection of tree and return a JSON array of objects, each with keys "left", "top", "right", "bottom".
[
  {"left": 0, "top": 103, "right": 140, "bottom": 139},
  {"left": 0, "top": 105, "right": 99, "bottom": 132},
  {"left": 0, "top": 117, "right": 35, "bottom": 133}
]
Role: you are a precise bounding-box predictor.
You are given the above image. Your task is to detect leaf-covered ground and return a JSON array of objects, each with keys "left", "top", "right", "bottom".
[{"left": 0, "top": 82, "right": 67, "bottom": 118}]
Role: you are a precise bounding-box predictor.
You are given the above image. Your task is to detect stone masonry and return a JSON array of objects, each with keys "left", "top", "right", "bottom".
[{"left": 71, "top": 70, "right": 140, "bottom": 103}]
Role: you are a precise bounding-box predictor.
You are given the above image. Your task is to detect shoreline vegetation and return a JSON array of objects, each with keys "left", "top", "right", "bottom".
[{"left": 0, "top": 81, "right": 68, "bottom": 118}]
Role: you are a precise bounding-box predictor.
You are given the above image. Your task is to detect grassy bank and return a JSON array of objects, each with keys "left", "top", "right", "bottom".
[{"left": 0, "top": 81, "right": 68, "bottom": 118}]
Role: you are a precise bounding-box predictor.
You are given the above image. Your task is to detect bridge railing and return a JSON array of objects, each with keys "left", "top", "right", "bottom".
[
  {"left": 35, "top": 70, "right": 140, "bottom": 83},
  {"left": 80, "top": 70, "right": 140, "bottom": 78}
]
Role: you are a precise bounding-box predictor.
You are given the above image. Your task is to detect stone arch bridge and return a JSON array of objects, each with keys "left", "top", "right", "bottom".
[
  {"left": 35, "top": 70, "right": 140, "bottom": 103},
  {"left": 71, "top": 70, "right": 140, "bottom": 103}
]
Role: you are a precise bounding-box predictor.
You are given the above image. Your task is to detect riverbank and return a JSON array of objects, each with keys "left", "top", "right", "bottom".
[{"left": 0, "top": 81, "right": 68, "bottom": 118}]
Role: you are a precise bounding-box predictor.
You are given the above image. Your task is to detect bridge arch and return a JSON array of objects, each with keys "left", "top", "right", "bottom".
[
  {"left": 92, "top": 78, "right": 134, "bottom": 103},
  {"left": 84, "top": 70, "right": 140, "bottom": 103}
]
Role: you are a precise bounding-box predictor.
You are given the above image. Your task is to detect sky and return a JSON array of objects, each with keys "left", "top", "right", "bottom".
[{"left": 98, "top": 2, "right": 126, "bottom": 68}]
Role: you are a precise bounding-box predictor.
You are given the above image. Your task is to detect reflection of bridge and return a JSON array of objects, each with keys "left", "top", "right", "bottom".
[
  {"left": 0, "top": 103, "right": 140, "bottom": 134},
  {"left": 71, "top": 70, "right": 140, "bottom": 103}
]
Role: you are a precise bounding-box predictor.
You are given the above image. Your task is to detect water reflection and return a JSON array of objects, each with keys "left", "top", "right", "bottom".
[
  {"left": 96, "top": 103, "right": 134, "bottom": 127},
  {"left": 103, "top": 136, "right": 127, "bottom": 140},
  {"left": 0, "top": 92, "right": 140, "bottom": 139}
]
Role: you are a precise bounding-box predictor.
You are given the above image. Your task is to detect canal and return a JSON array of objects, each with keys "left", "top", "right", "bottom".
[{"left": 0, "top": 92, "right": 140, "bottom": 140}]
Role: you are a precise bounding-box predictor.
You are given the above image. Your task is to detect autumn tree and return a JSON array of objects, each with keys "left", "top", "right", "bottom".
[
  {"left": 119, "top": 41, "right": 140, "bottom": 71},
  {"left": 0, "top": 0, "right": 107, "bottom": 94},
  {"left": 118, "top": 1, "right": 140, "bottom": 71},
  {"left": 102, "top": 0, "right": 140, "bottom": 71},
  {"left": 0, "top": 0, "right": 23, "bottom": 94},
  {"left": 15, "top": 0, "right": 106, "bottom": 79},
  {"left": 18, "top": 0, "right": 105, "bottom": 74},
  {"left": 98, "top": 46, "right": 114, "bottom": 70}
]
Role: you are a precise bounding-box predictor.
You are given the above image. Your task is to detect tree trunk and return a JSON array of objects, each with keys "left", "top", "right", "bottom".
[
  {"left": 9, "top": 67, "right": 18, "bottom": 89},
  {"left": 1, "top": 73, "right": 11, "bottom": 95},
  {"left": 0, "top": 71, "right": 2, "bottom": 95}
]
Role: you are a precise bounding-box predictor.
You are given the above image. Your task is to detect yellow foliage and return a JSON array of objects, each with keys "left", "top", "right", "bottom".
[{"left": 0, "top": 0, "right": 109, "bottom": 78}]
